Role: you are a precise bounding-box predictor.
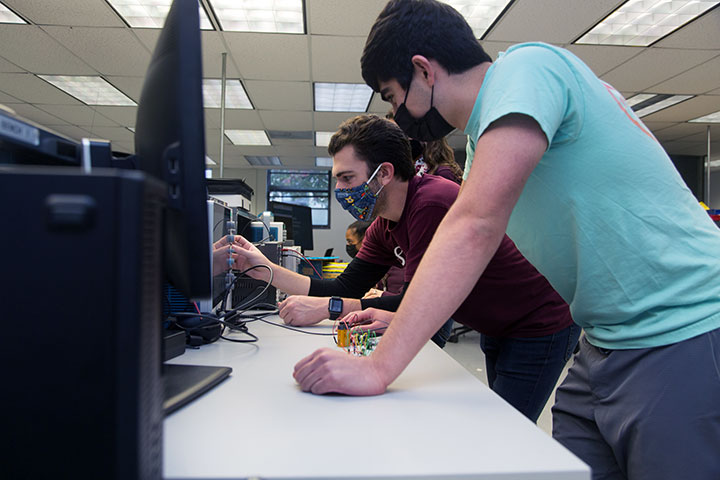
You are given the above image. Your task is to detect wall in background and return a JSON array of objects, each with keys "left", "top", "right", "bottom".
[{"left": 223, "top": 168, "right": 348, "bottom": 258}]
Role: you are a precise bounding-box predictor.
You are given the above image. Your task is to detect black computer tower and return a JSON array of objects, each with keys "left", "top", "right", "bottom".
[{"left": 0, "top": 167, "right": 165, "bottom": 479}]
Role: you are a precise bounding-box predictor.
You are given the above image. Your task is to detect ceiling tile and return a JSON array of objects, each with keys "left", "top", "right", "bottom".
[
  {"left": 650, "top": 54, "right": 720, "bottom": 95},
  {"left": 641, "top": 95, "right": 720, "bottom": 122},
  {"left": 4, "top": 102, "right": 64, "bottom": 127},
  {"left": 87, "top": 125, "right": 134, "bottom": 144},
  {"left": 201, "top": 32, "right": 242, "bottom": 78},
  {"left": 244, "top": 80, "right": 311, "bottom": 110},
  {"left": 223, "top": 32, "right": 310, "bottom": 81},
  {"left": 480, "top": 41, "right": 515, "bottom": 62},
  {"left": 48, "top": 124, "right": 93, "bottom": 142},
  {"left": 0, "top": 72, "right": 84, "bottom": 104},
  {"left": 0, "top": 25, "right": 94, "bottom": 74},
  {"left": 0, "top": 90, "right": 19, "bottom": 103},
  {"left": 653, "top": 123, "right": 717, "bottom": 142},
  {"left": 4, "top": 0, "right": 124, "bottom": 27},
  {"left": 566, "top": 45, "right": 642, "bottom": 76},
  {"left": 205, "top": 108, "right": 263, "bottom": 129},
  {"left": 103, "top": 76, "right": 144, "bottom": 103},
  {"left": 600, "top": 48, "right": 717, "bottom": 92},
  {"left": 36, "top": 104, "right": 119, "bottom": 127},
  {"left": 654, "top": 7, "right": 720, "bottom": 49},
  {"left": 486, "top": 0, "right": 624, "bottom": 44},
  {"left": 313, "top": 111, "right": 359, "bottom": 131},
  {"left": 308, "top": 0, "right": 387, "bottom": 36},
  {"left": 0, "top": 56, "right": 24, "bottom": 73},
  {"left": 92, "top": 105, "right": 137, "bottom": 127},
  {"left": 42, "top": 26, "right": 151, "bottom": 76},
  {"left": 259, "top": 110, "right": 313, "bottom": 130},
  {"left": 311, "top": 36, "right": 365, "bottom": 82}
]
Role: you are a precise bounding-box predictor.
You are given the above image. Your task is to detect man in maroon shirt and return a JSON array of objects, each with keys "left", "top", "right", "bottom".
[{"left": 232, "top": 114, "right": 579, "bottom": 421}]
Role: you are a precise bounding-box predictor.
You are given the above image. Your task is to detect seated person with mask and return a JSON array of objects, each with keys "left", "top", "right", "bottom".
[
  {"left": 346, "top": 220, "right": 404, "bottom": 297},
  {"left": 231, "top": 114, "right": 579, "bottom": 421}
]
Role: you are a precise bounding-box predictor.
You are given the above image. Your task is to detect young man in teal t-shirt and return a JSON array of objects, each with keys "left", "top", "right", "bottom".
[{"left": 292, "top": 1, "right": 720, "bottom": 479}]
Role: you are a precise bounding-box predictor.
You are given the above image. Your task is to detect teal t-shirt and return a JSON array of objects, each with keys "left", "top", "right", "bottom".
[{"left": 464, "top": 42, "right": 720, "bottom": 349}]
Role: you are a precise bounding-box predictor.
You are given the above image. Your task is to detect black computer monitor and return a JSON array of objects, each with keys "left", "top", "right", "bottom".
[
  {"left": 134, "top": 0, "right": 230, "bottom": 415},
  {"left": 134, "top": 0, "right": 210, "bottom": 301},
  {"left": 268, "top": 201, "right": 314, "bottom": 252}
]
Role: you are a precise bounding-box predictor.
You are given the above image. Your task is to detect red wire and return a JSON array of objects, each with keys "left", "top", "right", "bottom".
[
  {"left": 193, "top": 301, "right": 201, "bottom": 314},
  {"left": 282, "top": 248, "right": 323, "bottom": 278}
]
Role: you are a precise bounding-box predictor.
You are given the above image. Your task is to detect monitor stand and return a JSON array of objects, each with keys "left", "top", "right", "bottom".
[{"left": 162, "top": 363, "right": 232, "bottom": 415}]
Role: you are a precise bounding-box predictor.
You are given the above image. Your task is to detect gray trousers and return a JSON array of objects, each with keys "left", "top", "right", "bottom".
[{"left": 552, "top": 328, "right": 720, "bottom": 480}]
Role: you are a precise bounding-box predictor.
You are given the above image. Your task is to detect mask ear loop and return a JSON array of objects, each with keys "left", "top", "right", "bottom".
[{"left": 367, "top": 163, "right": 386, "bottom": 196}]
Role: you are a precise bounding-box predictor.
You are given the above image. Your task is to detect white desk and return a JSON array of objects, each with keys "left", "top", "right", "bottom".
[{"left": 165, "top": 317, "right": 590, "bottom": 479}]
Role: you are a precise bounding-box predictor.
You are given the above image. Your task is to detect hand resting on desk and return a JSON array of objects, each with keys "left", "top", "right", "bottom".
[{"left": 293, "top": 348, "right": 386, "bottom": 395}]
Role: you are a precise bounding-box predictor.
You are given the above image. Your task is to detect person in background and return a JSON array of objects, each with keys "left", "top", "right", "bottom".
[
  {"left": 346, "top": 220, "right": 404, "bottom": 298},
  {"left": 387, "top": 110, "right": 463, "bottom": 184},
  {"left": 293, "top": 1, "right": 720, "bottom": 478}
]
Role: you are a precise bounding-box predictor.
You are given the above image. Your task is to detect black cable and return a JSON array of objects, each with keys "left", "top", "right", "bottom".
[
  {"left": 257, "top": 317, "right": 335, "bottom": 336},
  {"left": 171, "top": 312, "right": 258, "bottom": 342},
  {"left": 217, "top": 264, "right": 274, "bottom": 318},
  {"left": 216, "top": 264, "right": 273, "bottom": 311}
]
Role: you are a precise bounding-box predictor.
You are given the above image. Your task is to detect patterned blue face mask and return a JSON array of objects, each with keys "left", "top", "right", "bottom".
[{"left": 334, "top": 164, "right": 384, "bottom": 221}]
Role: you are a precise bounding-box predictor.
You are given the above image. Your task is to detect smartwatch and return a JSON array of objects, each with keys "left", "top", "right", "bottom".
[{"left": 328, "top": 296, "right": 343, "bottom": 320}]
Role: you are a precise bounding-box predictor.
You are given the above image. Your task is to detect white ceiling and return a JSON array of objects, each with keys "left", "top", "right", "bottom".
[{"left": 1, "top": 0, "right": 719, "bottom": 179}]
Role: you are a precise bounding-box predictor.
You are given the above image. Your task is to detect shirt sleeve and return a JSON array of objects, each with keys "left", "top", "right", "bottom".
[
  {"left": 308, "top": 257, "right": 389, "bottom": 298},
  {"left": 475, "top": 44, "right": 583, "bottom": 148},
  {"left": 360, "top": 283, "right": 408, "bottom": 312}
]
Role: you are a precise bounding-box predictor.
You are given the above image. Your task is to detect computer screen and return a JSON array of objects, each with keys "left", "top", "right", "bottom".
[
  {"left": 268, "top": 201, "right": 314, "bottom": 252},
  {"left": 134, "top": 0, "right": 211, "bottom": 301}
]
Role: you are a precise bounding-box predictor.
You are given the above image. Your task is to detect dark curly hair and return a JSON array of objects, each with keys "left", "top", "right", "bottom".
[{"left": 361, "top": 0, "right": 491, "bottom": 92}]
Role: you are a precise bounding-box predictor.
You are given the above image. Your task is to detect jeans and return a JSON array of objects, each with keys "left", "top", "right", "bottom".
[
  {"left": 431, "top": 318, "right": 454, "bottom": 348},
  {"left": 480, "top": 323, "right": 581, "bottom": 422}
]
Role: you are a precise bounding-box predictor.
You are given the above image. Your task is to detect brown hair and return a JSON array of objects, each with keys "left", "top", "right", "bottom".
[
  {"left": 328, "top": 114, "right": 415, "bottom": 181},
  {"left": 423, "top": 138, "right": 463, "bottom": 181}
]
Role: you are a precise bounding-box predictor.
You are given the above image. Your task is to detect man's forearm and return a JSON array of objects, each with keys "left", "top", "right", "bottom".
[{"left": 255, "top": 262, "right": 312, "bottom": 296}]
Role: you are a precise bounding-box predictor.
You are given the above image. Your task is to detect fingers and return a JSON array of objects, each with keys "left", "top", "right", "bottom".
[{"left": 293, "top": 348, "right": 340, "bottom": 394}]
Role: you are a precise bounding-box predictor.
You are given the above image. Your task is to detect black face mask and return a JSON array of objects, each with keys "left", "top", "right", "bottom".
[
  {"left": 394, "top": 80, "right": 454, "bottom": 142},
  {"left": 346, "top": 243, "right": 359, "bottom": 258}
]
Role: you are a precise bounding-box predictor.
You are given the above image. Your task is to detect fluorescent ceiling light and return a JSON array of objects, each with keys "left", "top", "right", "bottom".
[
  {"left": 245, "top": 155, "right": 282, "bottom": 166},
  {"left": 205, "top": 168, "right": 213, "bottom": 178},
  {"left": 0, "top": 3, "right": 26, "bottom": 23},
  {"left": 127, "top": 126, "right": 136, "bottom": 133},
  {"left": 631, "top": 94, "right": 694, "bottom": 117},
  {"left": 624, "top": 93, "right": 656, "bottom": 108},
  {"left": 209, "top": 0, "right": 305, "bottom": 33},
  {"left": 205, "top": 155, "right": 217, "bottom": 165},
  {"left": 315, "top": 131, "right": 334, "bottom": 147},
  {"left": 689, "top": 110, "right": 720, "bottom": 123},
  {"left": 225, "top": 129, "right": 271, "bottom": 146},
  {"left": 203, "top": 79, "right": 253, "bottom": 109},
  {"left": 441, "top": 0, "right": 513, "bottom": 38},
  {"left": 314, "top": 83, "right": 373, "bottom": 112},
  {"left": 315, "top": 157, "right": 333, "bottom": 167},
  {"left": 38, "top": 75, "right": 136, "bottom": 106},
  {"left": 576, "top": 0, "right": 720, "bottom": 46},
  {"left": 710, "top": 159, "right": 720, "bottom": 167},
  {"left": 106, "top": 0, "right": 213, "bottom": 29}
]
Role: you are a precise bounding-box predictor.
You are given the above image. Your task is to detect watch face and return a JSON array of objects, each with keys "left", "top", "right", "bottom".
[{"left": 329, "top": 297, "right": 342, "bottom": 312}]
